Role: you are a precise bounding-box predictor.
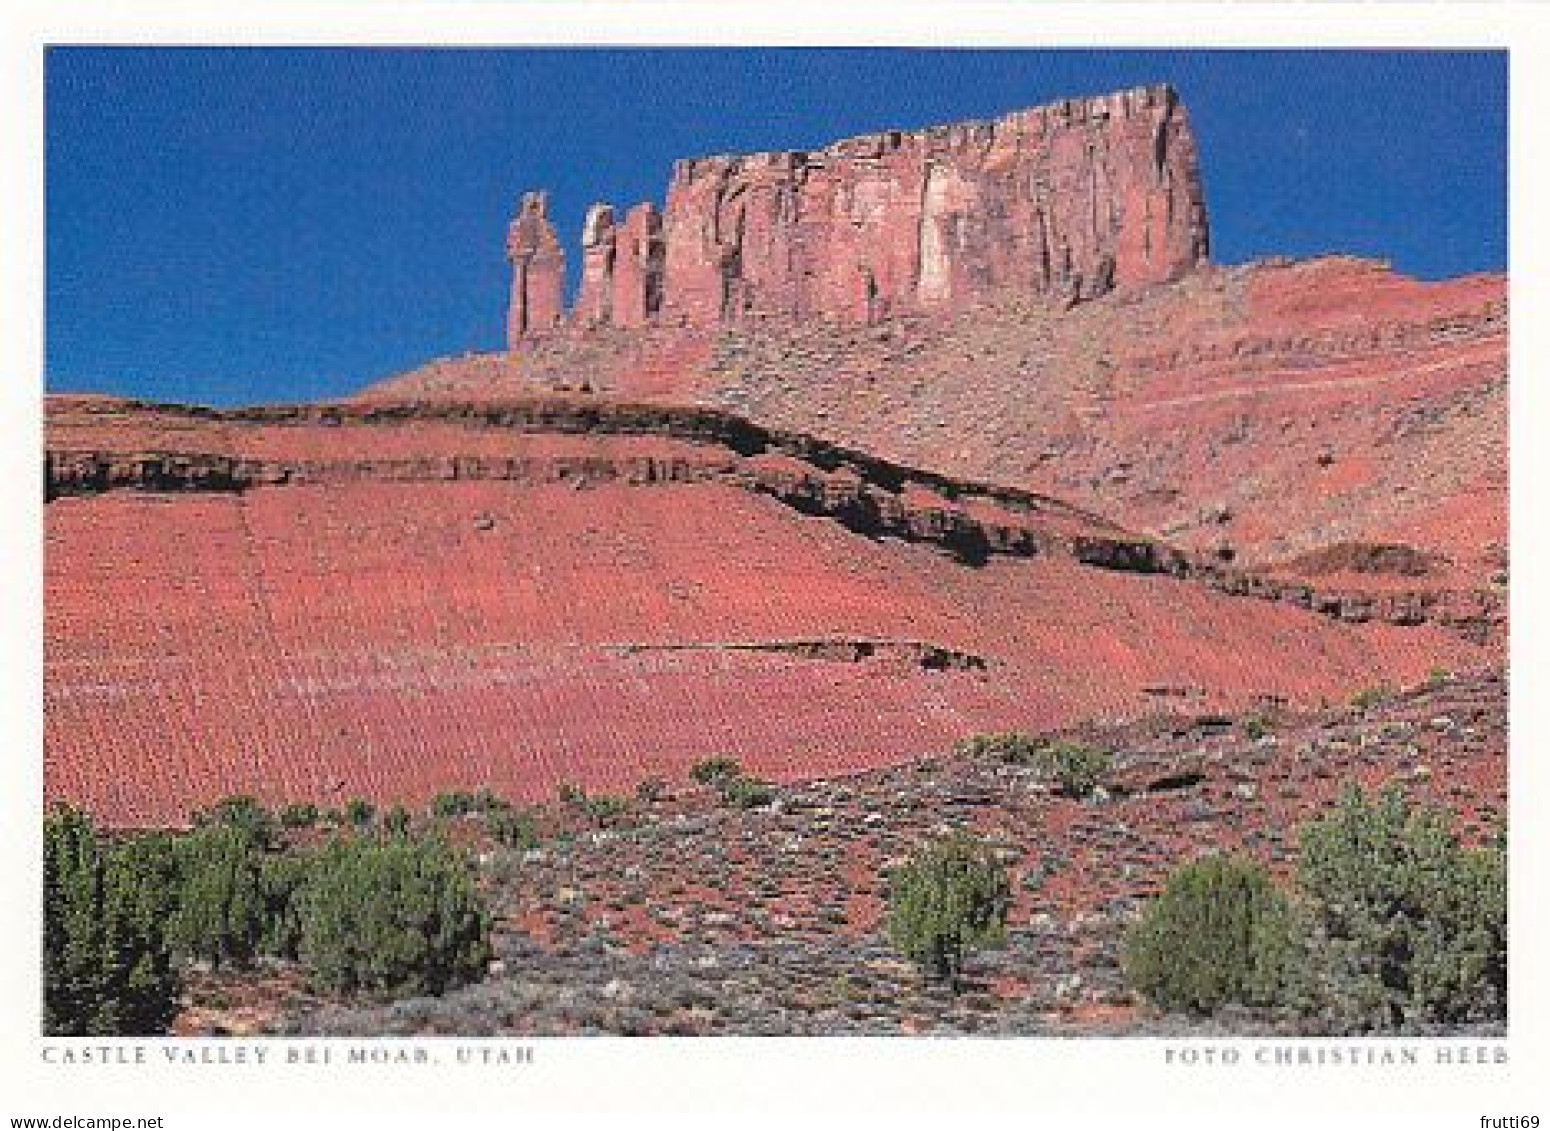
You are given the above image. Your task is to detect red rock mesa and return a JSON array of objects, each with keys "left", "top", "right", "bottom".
[{"left": 509, "top": 83, "right": 1208, "bottom": 342}]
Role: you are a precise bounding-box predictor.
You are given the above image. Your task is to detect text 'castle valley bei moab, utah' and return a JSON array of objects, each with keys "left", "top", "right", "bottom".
[{"left": 46, "top": 81, "right": 1504, "bottom": 833}]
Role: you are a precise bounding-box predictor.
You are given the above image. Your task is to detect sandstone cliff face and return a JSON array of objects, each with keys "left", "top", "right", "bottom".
[{"left": 519, "top": 84, "right": 1208, "bottom": 343}]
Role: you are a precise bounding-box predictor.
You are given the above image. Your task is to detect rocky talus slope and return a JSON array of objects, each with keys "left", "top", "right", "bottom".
[{"left": 374, "top": 258, "right": 1505, "bottom": 599}]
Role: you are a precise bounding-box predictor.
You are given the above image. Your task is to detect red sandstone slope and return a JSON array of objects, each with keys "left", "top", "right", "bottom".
[
  {"left": 706, "top": 256, "right": 1509, "bottom": 584},
  {"left": 372, "top": 256, "right": 1505, "bottom": 593},
  {"left": 45, "top": 396, "right": 1490, "bottom": 827}
]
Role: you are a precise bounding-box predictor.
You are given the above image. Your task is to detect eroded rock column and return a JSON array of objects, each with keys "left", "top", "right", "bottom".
[{"left": 507, "top": 191, "right": 566, "bottom": 344}]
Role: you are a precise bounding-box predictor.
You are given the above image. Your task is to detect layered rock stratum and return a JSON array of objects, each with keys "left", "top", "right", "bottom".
[{"left": 389, "top": 257, "right": 1505, "bottom": 592}]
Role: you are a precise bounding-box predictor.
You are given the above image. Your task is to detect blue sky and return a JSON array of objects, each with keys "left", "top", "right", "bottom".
[{"left": 46, "top": 48, "right": 1507, "bottom": 406}]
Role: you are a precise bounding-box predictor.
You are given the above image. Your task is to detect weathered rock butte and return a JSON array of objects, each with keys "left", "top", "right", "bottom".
[{"left": 512, "top": 83, "right": 1208, "bottom": 342}]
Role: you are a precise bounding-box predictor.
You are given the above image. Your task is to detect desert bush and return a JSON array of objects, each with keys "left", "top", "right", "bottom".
[
  {"left": 886, "top": 830, "right": 1011, "bottom": 991},
  {"left": 1296, "top": 784, "right": 1506, "bottom": 1030},
  {"left": 718, "top": 775, "right": 776, "bottom": 810},
  {"left": 193, "top": 795, "right": 277, "bottom": 849},
  {"left": 1037, "top": 741, "right": 1112, "bottom": 799},
  {"left": 556, "top": 781, "right": 588, "bottom": 809},
  {"left": 489, "top": 808, "right": 541, "bottom": 850},
  {"left": 1350, "top": 686, "right": 1390, "bottom": 712},
  {"left": 1241, "top": 712, "right": 1273, "bottom": 741},
  {"left": 170, "top": 796, "right": 319, "bottom": 969},
  {"left": 954, "top": 731, "right": 1042, "bottom": 765},
  {"left": 1124, "top": 786, "right": 1509, "bottom": 1030},
  {"left": 298, "top": 832, "right": 491, "bottom": 999},
  {"left": 382, "top": 805, "right": 412, "bottom": 836},
  {"left": 430, "top": 791, "right": 479, "bottom": 819},
  {"left": 582, "top": 794, "right": 632, "bottom": 827},
  {"left": 344, "top": 798, "right": 376, "bottom": 827},
  {"left": 168, "top": 821, "right": 270, "bottom": 970},
  {"left": 43, "top": 806, "right": 180, "bottom": 1036},
  {"left": 280, "top": 802, "right": 321, "bottom": 829},
  {"left": 256, "top": 849, "right": 311, "bottom": 960},
  {"left": 689, "top": 756, "right": 742, "bottom": 786},
  {"left": 1123, "top": 853, "right": 1302, "bottom": 1015}
]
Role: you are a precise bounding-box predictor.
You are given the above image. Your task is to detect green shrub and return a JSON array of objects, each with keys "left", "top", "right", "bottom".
[
  {"left": 1241, "top": 712, "right": 1272, "bottom": 741},
  {"left": 43, "top": 806, "right": 180, "bottom": 1035},
  {"left": 1350, "top": 686, "right": 1389, "bottom": 712},
  {"left": 167, "top": 822, "right": 269, "bottom": 970},
  {"left": 1120, "top": 787, "right": 1508, "bottom": 1030},
  {"left": 582, "top": 793, "right": 632, "bottom": 827},
  {"left": 556, "top": 781, "right": 588, "bottom": 809},
  {"left": 298, "top": 832, "right": 491, "bottom": 999},
  {"left": 430, "top": 791, "right": 478, "bottom": 819},
  {"left": 689, "top": 757, "right": 742, "bottom": 786},
  {"left": 382, "top": 805, "right": 412, "bottom": 836},
  {"left": 1037, "top": 741, "right": 1112, "bottom": 799},
  {"left": 193, "top": 795, "right": 277, "bottom": 849},
  {"left": 885, "top": 831, "right": 1011, "bottom": 991},
  {"left": 280, "top": 802, "right": 321, "bottom": 830},
  {"left": 954, "top": 732, "right": 1042, "bottom": 765},
  {"left": 489, "top": 808, "right": 541, "bottom": 850},
  {"left": 1296, "top": 784, "right": 1506, "bottom": 1030},
  {"left": 344, "top": 798, "right": 375, "bottom": 827},
  {"left": 1123, "top": 853, "right": 1302, "bottom": 1015},
  {"left": 257, "top": 850, "right": 311, "bottom": 960},
  {"left": 718, "top": 775, "right": 776, "bottom": 810}
]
